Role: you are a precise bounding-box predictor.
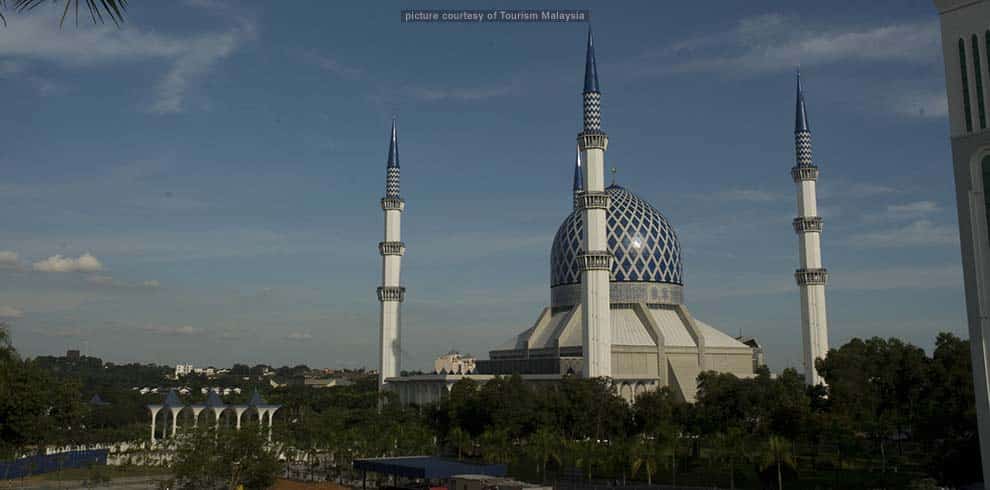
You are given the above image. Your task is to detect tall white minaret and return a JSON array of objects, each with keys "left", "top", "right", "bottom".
[
  {"left": 377, "top": 118, "right": 405, "bottom": 389},
  {"left": 577, "top": 29, "right": 612, "bottom": 378},
  {"left": 791, "top": 71, "right": 829, "bottom": 386}
]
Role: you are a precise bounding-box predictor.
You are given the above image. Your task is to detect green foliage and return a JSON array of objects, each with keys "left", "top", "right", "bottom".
[{"left": 171, "top": 427, "right": 280, "bottom": 490}]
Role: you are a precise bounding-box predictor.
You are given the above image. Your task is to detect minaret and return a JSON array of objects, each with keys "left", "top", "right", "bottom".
[
  {"left": 791, "top": 71, "right": 829, "bottom": 386},
  {"left": 377, "top": 118, "right": 405, "bottom": 389},
  {"left": 577, "top": 28, "right": 612, "bottom": 378},
  {"left": 572, "top": 148, "right": 583, "bottom": 210}
]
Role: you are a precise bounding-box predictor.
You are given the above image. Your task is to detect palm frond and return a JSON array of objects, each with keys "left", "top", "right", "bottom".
[{"left": 8, "top": 0, "right": 126, "bottom": 27}]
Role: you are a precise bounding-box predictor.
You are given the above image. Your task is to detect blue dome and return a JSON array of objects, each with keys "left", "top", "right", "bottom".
[{"left": 551, "top": 185, "right": 683, "bottom": 287}]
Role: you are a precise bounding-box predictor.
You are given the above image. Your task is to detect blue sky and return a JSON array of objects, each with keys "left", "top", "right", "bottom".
[{"left": 0, "top": 0, "right": 963, "bottom": 373}]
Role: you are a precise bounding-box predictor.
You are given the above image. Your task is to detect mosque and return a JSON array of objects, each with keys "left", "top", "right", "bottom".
[{"left": 378, "top": 29, "right": 829, "bottom": 404}]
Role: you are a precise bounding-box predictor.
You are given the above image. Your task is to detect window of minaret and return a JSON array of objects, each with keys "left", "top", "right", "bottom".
[
  {"left": 972, "top": 35, "right": 987, "bottom": 130},
  {"left": 960, "top": 38, "right": 974, "bottom": 133}
]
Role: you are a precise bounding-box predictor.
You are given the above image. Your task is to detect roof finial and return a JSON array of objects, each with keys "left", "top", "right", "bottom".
[
  {"left": 387, "top": 117, "right": 399, "bottom": 169},
  {"left": 795, "top": 68, "right": 810, "bottom": 133},
  {"left": 584, "top": 26, "right": 600, "bottom": 93},
  {"left": 610, "top": 166, "right": 617, "bottom": 186}
]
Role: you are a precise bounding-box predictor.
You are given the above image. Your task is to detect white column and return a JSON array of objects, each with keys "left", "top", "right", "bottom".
[
  {"left": 191, "top": 407, "right": 205, "bottom": 428},
  {"left": 579, "top": 133, "right": 612, "bottom": 378},
  {"left": 792, "top": 126, "right": 829, "bottom": 386},
  {"left": 170, "top": 408, "right": 182, "bottom": 438},
  {"left": 148, "top": 406, "right": 162, "bottom": 443},
  {"left": 235, "top": 407, "right": 247, "bottom": 430}
]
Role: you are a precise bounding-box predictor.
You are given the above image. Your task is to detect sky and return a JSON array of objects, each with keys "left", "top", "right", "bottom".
[{"left": 0, "top": 0, "right": 964, "bottom": 373}]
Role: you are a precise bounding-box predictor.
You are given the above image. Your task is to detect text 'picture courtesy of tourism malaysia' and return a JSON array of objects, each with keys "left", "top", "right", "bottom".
[{"left": 1, "top": 2, "right": 989, "bottom": 490}]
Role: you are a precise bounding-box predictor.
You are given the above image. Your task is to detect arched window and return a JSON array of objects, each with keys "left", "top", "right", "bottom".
[
  {"left": 973, "top": 35, "right": 987, "bottom": 129},
  {"left": 961, "top": 38, "right": 974, "bottom": 132}
]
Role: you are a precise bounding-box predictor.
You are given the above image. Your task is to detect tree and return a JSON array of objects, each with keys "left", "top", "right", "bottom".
[
  {"left": 479, "top": 428, "right": 512, "bottom": 464},
  {"left": 447, "top": 426, "right": 471, "bottom": 460},
  {"left": 526, "top": 427, "right": 562, "bottom": 483},
  {"left": 172, "top": 426, "right": 280, "bottom": 490},
  {"left": 759, "top": 435, "right": 795, "bottom": 490},
  {"left": 629, "top": 436, "right": 659, "bottom": 485},
  {"left": 708, "top": 427, "right": 748, "bottom": 490}
]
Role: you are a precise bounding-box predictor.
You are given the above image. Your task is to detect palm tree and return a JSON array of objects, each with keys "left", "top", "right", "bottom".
[
  {"left": 526, "top": 427, "right": 562, "bottom": 483},
  {"left": 708, "top": 428, "right": 748, "bottom": 490},
  {"left": 479, "top": 428, "right": 512, "bottom": 465},
  {"left": 629, "top": 437, "right": 658, "bottom": 485},
  {"left": 448, "top": 427, "right": 471, "bottom": 461},
  {"left": 759, "top": 435, "right": 795, "bottom": 490}
]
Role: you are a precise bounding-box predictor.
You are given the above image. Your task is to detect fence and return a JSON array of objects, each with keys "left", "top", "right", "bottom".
[{"left": 0, "top": 449, "right": 108, "bottom": 480}]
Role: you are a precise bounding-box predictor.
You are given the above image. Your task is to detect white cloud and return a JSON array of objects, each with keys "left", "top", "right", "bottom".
[
  {"left": 889, "top": 91, "right": 948, "bottom": 119},
  {"left": 144, "top": 324, "right": 201, "bottom": 336},
  {"left": 404, "top": 79, "right": 522, "bottom": 102},
  {"left": 33, "top": 253, "right": 103, "bottom": 272},
  {"left": 284, "top": 332, "right": 313, "bottom": 341},
  {"left": 846, "top": 219, "right": 958, "bottom": 248},
  {"left": 887, "top": 200, "right": 939, "bottom": 217},
  {"left": 0, "top": 306, "right": 24, "bottom": 318},
  {"left": 716, "top": 188, "right": 777, "bottom": 202},
  {"left": 0, "top": 251, "right": 20, "bottom": 268},
  {"left": 305, "top": 52, "right": 363, "bottom": 80},
  {"left": 831, "top": 264, "right": 962, "bottom": 291},
  {"left": 645, "top": 16, "right": 938, "bottom": 76},
  {"left": 0, "top": 13, "right": 255, "bottom": 113}
]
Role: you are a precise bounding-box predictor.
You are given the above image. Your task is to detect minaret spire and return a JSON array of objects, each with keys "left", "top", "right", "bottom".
[
  {"left": 576, "top": 28, "right": 612, "bottom": 378},
  {"left": 584, "top": 27, "right": 600, "bottom": 94},
  {"left": 790, "top": 70, "right": 829, "bottom": 387},
  {"left": 795, "top": 69, "right": 810, "bottom": 134},
  {"left": 378, "top": 118, "right": 406, "bottom": 391}
]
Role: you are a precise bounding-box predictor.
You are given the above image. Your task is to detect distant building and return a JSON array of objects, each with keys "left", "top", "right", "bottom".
[
  {"left": 434, "top": 351, "right": 476, "bottom": 375},
  {"left": 66, "top": 349, "right": 80, "bottom": 360},
  {"left": 174, "top": 364, "right": 194, "bottom": 378},
  {"left": 308, "top": 377, "right": 353, "bottom": 388}
]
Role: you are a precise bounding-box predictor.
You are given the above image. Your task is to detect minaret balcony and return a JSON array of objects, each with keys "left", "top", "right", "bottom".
[
  {"left": 378, "top": 241, "right": 405, "bottom": 256},
  {"left": 790, "top": 165, "right": 819, "bottom": 182},
  {"left": 377, "top": 286, "right": 406, "bottom": 302},
  {"left": 794, "top": 268, "right": 828, "bottom": 286},
  {"left": 578, "top": 251, "right": 613, "bottom": 271},
  {"left": 577, "top": 132, "right": 609, "bottom": 151},
  {"left": 792, "top": 216, "right": 823, "bottom": 234},
  {"left": 576, "top": 191, "right": 610, "bottom": 210},
  {"left": 381, "top": 197, "right": 405, "bottom": 211}
]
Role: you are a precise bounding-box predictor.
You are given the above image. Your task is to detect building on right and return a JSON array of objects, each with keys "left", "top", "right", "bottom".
[{"left": 933, "top": 0, "right": 990, "bottom": 483}]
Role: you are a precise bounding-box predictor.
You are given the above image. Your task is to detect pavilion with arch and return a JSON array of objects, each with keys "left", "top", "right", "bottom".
[{"left": 146, "top": 388, "right": 280, "bottom": 443}]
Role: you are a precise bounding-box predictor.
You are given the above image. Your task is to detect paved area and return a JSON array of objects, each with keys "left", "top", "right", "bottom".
[{"left": 1, "top": 475, "right": 170, "bottom": 489}]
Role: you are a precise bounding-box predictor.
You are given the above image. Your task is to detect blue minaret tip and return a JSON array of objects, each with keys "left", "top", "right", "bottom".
[
  {"left": 573, "top": 148, "right": 584, "bottom": 192},
  {"left": 387, "top": 117, "right": 399, "bottom": 168},
  {"left": 584, "top": 27, "right": 600, "bottom": 93},
  {"left": 795, "top": 69, "right": 810, "bottom": 133}
]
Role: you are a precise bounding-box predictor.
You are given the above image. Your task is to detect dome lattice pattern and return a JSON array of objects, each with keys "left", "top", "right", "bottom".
[{"left": 551, "top": 185, "right": 683, "bottom": 287}]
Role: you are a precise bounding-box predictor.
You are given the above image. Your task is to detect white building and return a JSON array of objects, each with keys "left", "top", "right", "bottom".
[
  {"left": 932, "top": 0, "right": 990, "bottom": 481},
  {"left": 174, "top": 363, "right": 194, "bottom": 378},
  {"left": 434, "top": 351, "right": 476, "bottom": 375}
]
